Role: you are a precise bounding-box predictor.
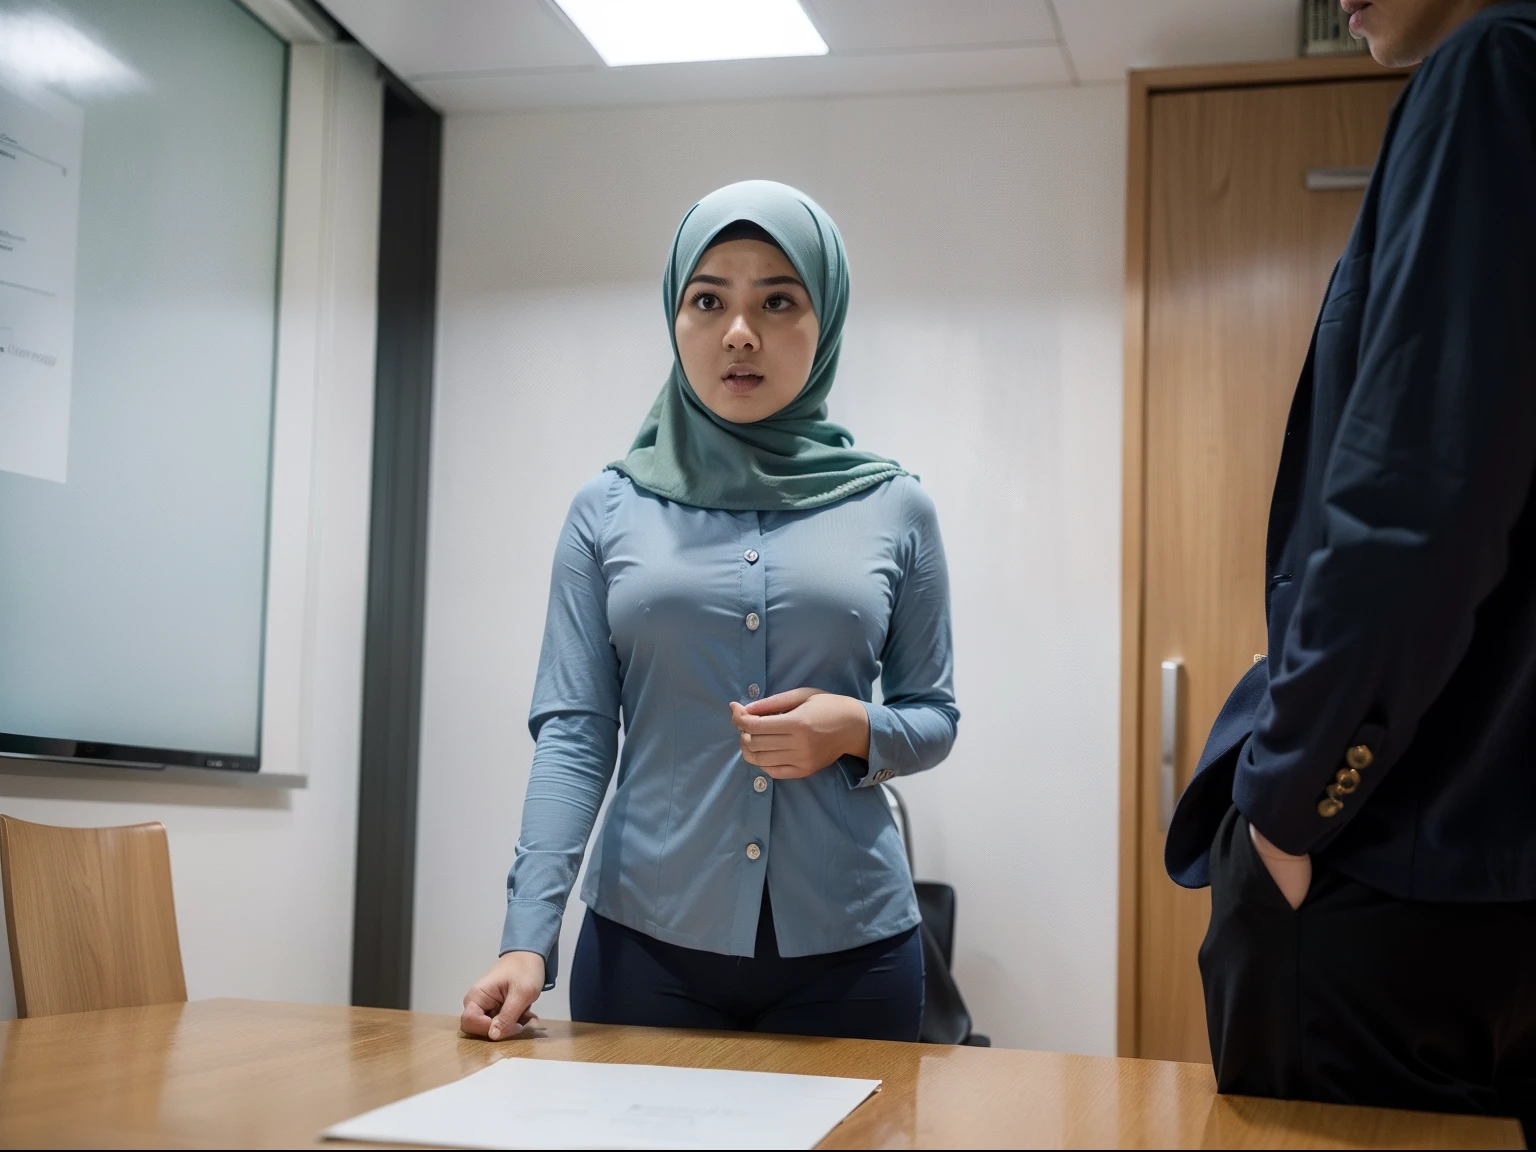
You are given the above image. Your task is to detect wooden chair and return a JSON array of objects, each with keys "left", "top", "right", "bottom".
[{"left": 0, "top": 815, "right": 187, "bottom": 1017}]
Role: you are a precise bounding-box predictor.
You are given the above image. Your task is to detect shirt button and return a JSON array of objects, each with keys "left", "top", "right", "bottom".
[
  {"left": 1345, "top": 744, "right": 1374, "bottom": 770},
  {"left": 745, "top": 612, "right": 760, "bottom": 631},
  {"left": 745, "top": 842, "right": 762, "bottom": 860},
  {"left": 747, "top": 683, "right": 761, "bottom": 699},
  {"left": 744, "top": 549, "right": 759, "bottom": 563},
  {"left": 753, "top": 776, "right": 768, "bottom": 793}
]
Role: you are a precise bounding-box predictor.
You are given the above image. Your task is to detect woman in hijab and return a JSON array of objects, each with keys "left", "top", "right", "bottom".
[{"left": 460, "top": 180, "right": 959, "bottom": 1042}]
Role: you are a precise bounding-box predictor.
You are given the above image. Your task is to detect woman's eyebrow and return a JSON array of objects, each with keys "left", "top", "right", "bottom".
[{"left": 684, "top": 273, "right": 806, "bottom": 290}]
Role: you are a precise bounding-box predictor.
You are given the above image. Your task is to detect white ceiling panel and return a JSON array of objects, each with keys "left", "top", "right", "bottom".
[
  {"left": 323, "top": 0, "right": 599, "bottom": 76},
  {"left": 416, "top": 41, "right": 1070, "bottom": 113},
  {"left": 1053, "top": 0, "right": 1299, "bottom": 82},
  {"left": 321, "top": 0, "right": 1315, "bottom": 112},
  {"left": 803, "top": 0, "right": 1057, "bottom": 52}
]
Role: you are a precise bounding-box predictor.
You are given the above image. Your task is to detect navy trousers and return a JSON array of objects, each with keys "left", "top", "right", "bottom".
[{"left": 569, "top": 891, "right": 923, "bottom": 1041}]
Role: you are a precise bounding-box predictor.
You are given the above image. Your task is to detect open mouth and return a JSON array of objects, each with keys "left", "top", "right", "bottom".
[{"left": 722, "top": 366, "right": 764, "bottom": 395}]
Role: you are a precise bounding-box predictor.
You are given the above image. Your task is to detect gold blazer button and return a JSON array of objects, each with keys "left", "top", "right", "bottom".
[{"left": 1345, "top": 744, "right": 1374, "bottom": 771}]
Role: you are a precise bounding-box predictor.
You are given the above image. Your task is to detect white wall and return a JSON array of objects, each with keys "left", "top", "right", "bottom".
[
  {"left": 0, "top": 45, "right": 381, "bottom": 1019},
  {"left": 414, "top": 83, "right": 1127, "bottom": 1055}
]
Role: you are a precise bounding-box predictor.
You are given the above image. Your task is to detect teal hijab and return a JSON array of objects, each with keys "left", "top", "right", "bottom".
[{"left": 610, "top": 180, "right": 907, "bottom": 511}]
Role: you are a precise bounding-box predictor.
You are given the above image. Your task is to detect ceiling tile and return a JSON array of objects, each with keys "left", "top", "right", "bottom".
[
  {"left": 803, "top": 0, "right": 1057, "bottom": 52},
  {"left": 323, "top": 0, "right": 599, "bottom": 77},
  {"left": 417, "top": 42, "right": 1071, "bottom": 113},
  {"left": 1052, "top": 0, "right": 1299, "bottom": 82},
  {"left": 327, "top": 0, "right": 1313, "bottom": 112}
]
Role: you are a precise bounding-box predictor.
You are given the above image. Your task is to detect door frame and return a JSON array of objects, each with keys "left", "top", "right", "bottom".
[{"left": 1116, "top": 53, "right": 1407, "bottom": 1058}]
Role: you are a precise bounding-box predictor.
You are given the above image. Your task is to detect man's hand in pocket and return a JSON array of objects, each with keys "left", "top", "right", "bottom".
[{"left": 1249, "top": 823, "right": 1312, "bottom": 910}]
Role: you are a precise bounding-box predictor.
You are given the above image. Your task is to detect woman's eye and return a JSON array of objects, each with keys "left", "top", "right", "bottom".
[
  {"left": 764, "top": 293, "right": 795, "bottom": 311},
  {"left": 693, "top": 292, "right": 721, "bottom": 310}
]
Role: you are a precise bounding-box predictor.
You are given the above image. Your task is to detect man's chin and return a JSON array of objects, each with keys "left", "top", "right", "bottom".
[
  {"left": 1364, "top": 28, "right": 1435, "bottom": 69},
  {"left": 1381, "top": 45, "right": 1430, "bottom": 67}
]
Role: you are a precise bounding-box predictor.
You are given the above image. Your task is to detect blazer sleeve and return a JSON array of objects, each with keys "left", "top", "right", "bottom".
[{"left": 1237, "top": 27, "right": 1536, "bottom": 854}]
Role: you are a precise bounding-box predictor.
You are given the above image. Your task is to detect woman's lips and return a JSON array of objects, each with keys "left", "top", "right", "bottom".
[{"left": 723, "top": 368, "right": 764, "bottom": 394}]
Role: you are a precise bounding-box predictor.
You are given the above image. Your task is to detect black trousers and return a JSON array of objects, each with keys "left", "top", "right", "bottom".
[{"left": 1201, "top": 806, "right": 1536, "bottom": 1136}]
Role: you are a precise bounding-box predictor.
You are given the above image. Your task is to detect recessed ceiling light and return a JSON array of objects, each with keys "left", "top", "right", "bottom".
[{"left": 553, "top": 0, "right": 829, "bottom": 68}]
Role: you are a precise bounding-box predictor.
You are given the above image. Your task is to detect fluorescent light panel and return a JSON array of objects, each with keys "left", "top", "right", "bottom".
[{"left": 554, "top": 0, "right": 828, "bottom": 67}]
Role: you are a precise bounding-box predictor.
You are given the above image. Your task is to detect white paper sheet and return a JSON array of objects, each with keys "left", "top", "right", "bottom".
[
  {"left": 0, "top": 74, "right": 82, "bottom": 484},
  {"left": 321, "top": 1056, "right": 881, "bottom": 1151}
]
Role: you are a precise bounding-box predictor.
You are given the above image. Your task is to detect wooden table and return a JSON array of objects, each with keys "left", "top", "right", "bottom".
[{"left": 0, "top": 999, "right": 1522, "bottom": 1149}]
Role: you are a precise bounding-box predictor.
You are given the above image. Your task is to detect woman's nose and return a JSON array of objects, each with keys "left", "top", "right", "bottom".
[{"left": 724, "top": 314, "right": 759, "bottom": 352}]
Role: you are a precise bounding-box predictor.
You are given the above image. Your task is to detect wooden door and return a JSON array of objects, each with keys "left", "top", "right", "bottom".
[{"left": 1130, "top": 74, "right": 1405, "bottom": 1062}]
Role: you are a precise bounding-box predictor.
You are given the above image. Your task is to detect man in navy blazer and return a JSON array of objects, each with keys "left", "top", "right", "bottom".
[{"left": 1164, "top": 0, "right": 1536, "bottom": 1130}]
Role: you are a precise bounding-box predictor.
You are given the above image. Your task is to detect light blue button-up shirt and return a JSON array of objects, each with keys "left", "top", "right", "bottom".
[{"left": 502, "top": 471, "right": 958, "bottom": 979}]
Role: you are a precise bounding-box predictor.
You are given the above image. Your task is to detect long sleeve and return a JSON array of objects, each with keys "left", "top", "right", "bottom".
[
  {"left": 500, "top": 477, "right": 622, "bottom": 981},
  {"left": 1237, "top": 27, "right": 1536, "bottom": 854},
  {"left": 491, "top": 471, "right": 943, "bottom": 958},
  {"left": 842, "top": 481, "right": 960, "bottom": 789}
]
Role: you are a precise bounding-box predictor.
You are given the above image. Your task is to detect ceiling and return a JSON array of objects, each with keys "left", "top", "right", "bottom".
[{"left": 319, "top": 0, "right": 1306, "bottom": 113}]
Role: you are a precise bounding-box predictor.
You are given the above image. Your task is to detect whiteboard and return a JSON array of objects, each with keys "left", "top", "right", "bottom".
[
  {"left": 0, "top": 0, "right": 286, "bottom": 767},
  {"left": 0, "top": 77, "right": 81, "bottom": 482}
]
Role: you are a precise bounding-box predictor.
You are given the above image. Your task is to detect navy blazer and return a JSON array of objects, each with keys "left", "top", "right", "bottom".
[{"left": 1167, "top": 4, "right": 1536, "bottom": 901}]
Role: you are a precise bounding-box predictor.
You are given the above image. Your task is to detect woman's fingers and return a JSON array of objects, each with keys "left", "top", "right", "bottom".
[
  {"left": 739, "top": 733, "right": 800, "bottom": 771},
  {"left": 739, "top": 734, "right": 805, "bottom": 769},
  {"left": 490, "top": 992, "right": 532, "bottom": 1039},
  {"left": 732, "top": 708, "right": 801, "bottom": 735},
  {"left": 460, "top": 1005, "right": 492, "bottom": 1037},
  {"left": 741, "top": 746, "right": 804, "bottom": 770},
  {"left": 740, "top": 732, "right": 795, "bottom": 752},
  {"left": 743, "top": 687, "right": 824, "bottom": 716},
  {"left": 730, "top": 690, "right": 827, "bottom": 732},
  {"left": 460, "top": 982, "right": 502, "bottom": 1038},
  {"left": 734, "top": 692, "right": 858, "bottom": 781},
  {"left": 464, "top": 952, "right": 546, "bottom": 1042}
]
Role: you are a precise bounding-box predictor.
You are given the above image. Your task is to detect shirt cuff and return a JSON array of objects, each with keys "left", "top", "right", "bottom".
[
  {"left": 838, "top": 701, "right": 900, "bottom": 790},
  {"left": 500, "top": 897, "right": 564, "bottom": 989}
]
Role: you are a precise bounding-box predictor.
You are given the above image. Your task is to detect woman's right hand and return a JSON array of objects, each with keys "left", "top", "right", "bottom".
[{"left": 460, "top": 950, "right": 546, "bottom": 1040}]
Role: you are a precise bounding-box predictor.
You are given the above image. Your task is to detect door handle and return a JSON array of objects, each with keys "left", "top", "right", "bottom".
[
  {"left": 1304, "top": 166, "right": 1371, "bottom": 191},
  {"left": 1159, "top": 660, "right": 1183, "bottom": 832}
]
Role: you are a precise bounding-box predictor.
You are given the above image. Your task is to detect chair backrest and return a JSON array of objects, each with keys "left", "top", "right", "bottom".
[
  {"left": 0, "top": 815, "right": 187, "bottom": 1017},
  {"left": 914, "top": 881, "right": 957, "bottom": 970}
]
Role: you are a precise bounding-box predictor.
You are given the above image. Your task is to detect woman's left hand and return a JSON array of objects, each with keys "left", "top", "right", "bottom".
[{"left": 730, "top": 688, "right": 872, "bottom": 779}]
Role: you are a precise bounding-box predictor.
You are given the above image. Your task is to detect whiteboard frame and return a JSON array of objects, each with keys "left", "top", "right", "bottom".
[{"left": 258, "top": 41, "right": 382, "bottom": 787}]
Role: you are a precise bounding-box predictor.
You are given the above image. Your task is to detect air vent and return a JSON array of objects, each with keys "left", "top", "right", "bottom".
[{"left": 1300, "top": 0, "right": 1368, "bottom": 56}]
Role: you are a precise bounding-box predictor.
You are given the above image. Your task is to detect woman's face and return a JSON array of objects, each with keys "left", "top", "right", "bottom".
[{"left": 674, "top": 238, "right": 819, "bottom": 424}]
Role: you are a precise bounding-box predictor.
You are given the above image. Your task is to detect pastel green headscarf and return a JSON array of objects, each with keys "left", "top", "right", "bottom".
[{"left": 609, "top": 180, "right": 908, "bottom": 511}]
